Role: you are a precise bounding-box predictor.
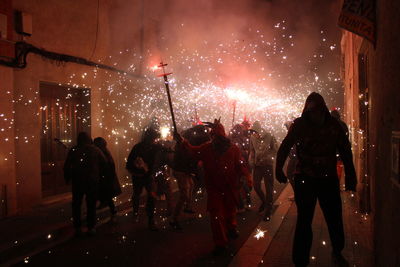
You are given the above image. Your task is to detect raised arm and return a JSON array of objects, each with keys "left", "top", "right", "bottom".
[
  {"left": 275, "top": 123, "right": 297, "bottom": 183},
  {"left": 337, "top": 125, "right": 357, "bottom": 191}
]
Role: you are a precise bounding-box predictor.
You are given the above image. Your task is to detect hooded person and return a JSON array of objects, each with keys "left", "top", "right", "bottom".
[
  {"left": 126, "top": 127, "right": 164, "bottom": 231},
  {"left": 331, "top": 109, "right": 349, "bottom": 137},
  {"left": 64, "top": 132, "right": 107, "bottom": 236},
  {"left": 249, "top": 121, "right": 278, "bottom": 221},
  {"left": 94, "top": 137, "right": 122, "bottom": 221},
  {"left": 174, "top": 119, "right": 252, "bottom": 255},
  {"left": 275, "top": 92, "right": 357, "bottom": 267}
]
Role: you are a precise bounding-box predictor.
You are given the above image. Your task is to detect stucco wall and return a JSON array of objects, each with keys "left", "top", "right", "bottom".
[
  {"left": 0, "top": 66, "right": 17, "bottom": 216},
  {"left": 341, "top": 0, "right": 400, "bottom": 265},
  {"left": 370, "top": 1, "right": 400, "bottom": 265},
  {"left": 7, "top": 0, "right": 143, "bottom": 211}
]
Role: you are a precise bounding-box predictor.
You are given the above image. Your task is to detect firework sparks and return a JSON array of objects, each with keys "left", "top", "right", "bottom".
[{"left": 254, "top": 228, "right": 266, "bottom": 240}]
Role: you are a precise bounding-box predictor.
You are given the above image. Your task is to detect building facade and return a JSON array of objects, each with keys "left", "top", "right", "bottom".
[
  {"left": 341, "top": 1, "right": 400, "bottom": 265},
  {"left": 0, "top": 0, "right": 164, "bottom": 217}
]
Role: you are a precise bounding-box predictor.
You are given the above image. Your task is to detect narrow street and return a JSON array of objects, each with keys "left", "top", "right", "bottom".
[
  {"left": 11, "top": 182, "right": 286, "bottom": 267},
  {"left": 1, "top": 0, "right": 399, "bottom": 266}
]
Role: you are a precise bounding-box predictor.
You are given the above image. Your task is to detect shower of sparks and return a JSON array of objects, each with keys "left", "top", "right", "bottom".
[{"left": 1, "top": 20, "right": 343, "bottom": 167}]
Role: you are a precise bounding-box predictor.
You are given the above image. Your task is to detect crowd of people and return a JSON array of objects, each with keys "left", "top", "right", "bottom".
[{"left": 63, "top": 92, "right": 356, "bottom": 266}]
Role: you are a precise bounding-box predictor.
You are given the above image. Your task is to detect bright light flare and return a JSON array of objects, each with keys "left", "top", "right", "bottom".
[
  {"left": 254, "top": 228, "right": 266, "bottom": 240},
  {"left": 225, "top": 88, "right": 250, "bottom": 102},
  {"left": 150, "top": 65, "right": 160, "bottom": 72},
  {"left": 160, "top": 126, "right": 170, "bottom": 139}
]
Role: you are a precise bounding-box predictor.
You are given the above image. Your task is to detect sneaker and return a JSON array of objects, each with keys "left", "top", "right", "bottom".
[
  {"left": 227, "top": 229, "right": 239, "bottom": 240},
  {"left": 183, "top": 208, "right": 195, "bottom": 214},
  {"left": 212, "top": 245, "right": 227, "bottom": 256},
  {"left": 87, "top": 228, "right": 96, "bottom": 236},
  {"left": 169, "top": 221, "right": 183, "bottom": 231}
]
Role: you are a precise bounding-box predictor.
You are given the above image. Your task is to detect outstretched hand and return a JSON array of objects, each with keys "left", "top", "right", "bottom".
[{"left": 276, "top": 169, "right": 288, "bottom": 184}]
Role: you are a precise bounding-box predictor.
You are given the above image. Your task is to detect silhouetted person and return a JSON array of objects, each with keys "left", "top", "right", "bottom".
[
  {"left": 175, "top": 119, "right": 252, "bottom": 256},
  {"left": 229, "top": 123, "right": 252, "bottom": 212},
  {"left": 331, "top": 109, "right": 350, "bottom": 182},
  {"left": 185, "top": 124, "right": 211, "bottom": 198},
  {"left": 331, "top": 109, "right": 349, "bottom": 137},
  {"left": 276, "top": 92, "right": 357, "bottom": 267},
  {"left": 249, "top": 121, "right": 278, "bottom": 221},
  {"left": 126, "top": 127, "right": 163, "bottom": 231},
  {"left": 94, "top": 137, "right": 122, "bottom": 222},
  {"left": 64, "top": 132, "right": 106, "bottom": 236},
  {"left": 284, "top": 120, "right": 297, "bottom": 200},
  {"left": 170, "top": 128, "right": 198, "bottom": 230}
]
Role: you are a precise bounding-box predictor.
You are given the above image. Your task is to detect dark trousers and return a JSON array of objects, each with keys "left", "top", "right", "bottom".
[
  {"left": 132, "top": 177, "right": 155, "bottom": 224},
  {"left": 253, "top": 165, "right": 274, "bottom": 214},
  {"left": 293, "top": 175, "right": 344, "bottom": 266},
  {"left": 101, "top": 198, "right": 116, "bottom": 215},
  {"left": 72, "top": 184, "right": 97, "bottom": 229}
]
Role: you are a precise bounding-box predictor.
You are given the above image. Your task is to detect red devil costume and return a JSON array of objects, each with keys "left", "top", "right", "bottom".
[{"left": 176, "top": 119, "right": 252, "bottom": 253}]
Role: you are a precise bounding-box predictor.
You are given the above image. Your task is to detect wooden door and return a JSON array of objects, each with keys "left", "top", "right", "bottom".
[{"left": 40, "top": 82, "right": 91, "bottom": 198}]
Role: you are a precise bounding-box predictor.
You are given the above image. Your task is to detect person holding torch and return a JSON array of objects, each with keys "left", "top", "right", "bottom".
[{"left": 174, "top": 119, "right": 252, "bottom": 256}]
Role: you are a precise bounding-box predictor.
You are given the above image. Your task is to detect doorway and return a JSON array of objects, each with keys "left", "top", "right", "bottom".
[{"left": 40, "top": 82, "right": 91, "bottom": 198}]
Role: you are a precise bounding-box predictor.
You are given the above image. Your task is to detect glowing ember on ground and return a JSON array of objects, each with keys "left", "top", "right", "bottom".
[{"left": 254, "top": 228, "right": 266, "bottom": 240}]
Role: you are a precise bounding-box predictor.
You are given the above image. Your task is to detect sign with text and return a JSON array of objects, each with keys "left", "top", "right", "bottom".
[{"left": 338, "top": 0, "right": 376, "bottom": 44}]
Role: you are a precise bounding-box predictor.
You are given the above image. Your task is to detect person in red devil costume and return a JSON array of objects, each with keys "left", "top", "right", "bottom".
[{"left": 174, "top": 119, "right": 252, "bottom": 256}]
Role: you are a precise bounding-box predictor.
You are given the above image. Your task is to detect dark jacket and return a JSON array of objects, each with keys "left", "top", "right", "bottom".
[
  {"left": 98, "top": 147, "right": 122, "bottom": 199},
  {"left": 173, "top": 126, "right": 210, "bottom": 174},
  {"left": 64, "top": 144, "right": 107, "bottom": 187},
  {"left": 126, "top": 141, "right": 163, "bottom": 179},
  {"left": 276, "top": 92, "right": 357, "bottom": 190}
]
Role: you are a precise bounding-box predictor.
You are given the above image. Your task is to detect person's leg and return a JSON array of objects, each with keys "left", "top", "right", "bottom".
[
  {"left": 243, "top": 181, "right": 252, "bottom": 207},
  {"left": 224, "top": 195, "right": 239, "bottom": 239},
  {"left": 253, "top": 167, "right": 266, "bottom": 211},
  {"left": 184, "top": 175, "right": 194, "bottom": 211},
  {"left": 172, "top": 171, "right": 190, "bottom": 224},
  {"left": 317, "top": 177, "right": 345, "bottom": 254},
  {"left": 108, "top": 198, "right": 116, "bottom": 215},
  {"left": 132, "top": 178, "right": 144, "bottom": 215},
  {"left": 292, "top": 176, "right": 318, "bottom": 266},
  {"left": 164, "top": 176, "right": 174, "bottom": 216},
  {"left": 85, "top": 184, "right": 98, "bottom": 231},
  {"left": 208, "top": 193, "right": 228, "bottom": 249},
  {"left": 263, "top": 165, "right": 274, "bottom": 219},
  {"left": 144, "top": 180, "right": 156, "bottom": 229},
  {"left": 72, "top": 188, "right": 84, "bottom": 231}
]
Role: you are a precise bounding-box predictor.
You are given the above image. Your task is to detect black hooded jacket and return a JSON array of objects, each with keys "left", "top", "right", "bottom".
[{"left": 276, "top": 92, "right": 357, "bottom": 190}]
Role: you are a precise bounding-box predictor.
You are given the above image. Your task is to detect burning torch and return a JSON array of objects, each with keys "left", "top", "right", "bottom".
[{"left": 156, "top": 62, "right": 177, "bottom": 133}]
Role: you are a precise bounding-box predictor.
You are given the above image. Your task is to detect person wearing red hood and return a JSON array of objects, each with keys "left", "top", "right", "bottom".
[
  {"left": 175, "top": 119, "right": 252, "bottom": 255},
  {"left": 276, "top": 92, "right": 357, "bottom": 267}
]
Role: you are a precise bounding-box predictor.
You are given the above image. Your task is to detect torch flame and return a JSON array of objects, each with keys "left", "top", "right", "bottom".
[{"left": 150, "top": 65, "right": 160, "bottom": 72}]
